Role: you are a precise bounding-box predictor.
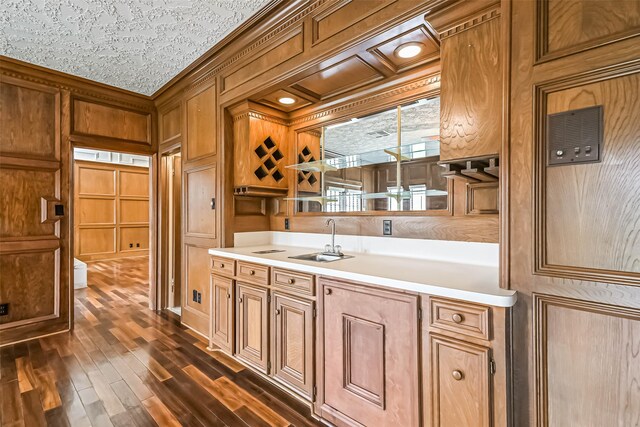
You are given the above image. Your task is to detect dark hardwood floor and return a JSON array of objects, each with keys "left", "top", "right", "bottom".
[{"left": 0, "top": 257, "right": 321, "bottom": 427}]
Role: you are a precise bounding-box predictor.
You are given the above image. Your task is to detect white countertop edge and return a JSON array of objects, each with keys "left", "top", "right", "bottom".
[{"left": 208, "top": 248, "right": 516, "bottom": 308}]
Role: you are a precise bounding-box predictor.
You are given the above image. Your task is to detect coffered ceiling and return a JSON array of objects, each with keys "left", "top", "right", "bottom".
[{"left": 0, "top": 0, "right": 269, "bottom": 95}]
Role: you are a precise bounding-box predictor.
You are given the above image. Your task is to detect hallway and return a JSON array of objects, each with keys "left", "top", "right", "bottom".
[{"left": 0, "top": 257, "right": 320, "bottom": 427}]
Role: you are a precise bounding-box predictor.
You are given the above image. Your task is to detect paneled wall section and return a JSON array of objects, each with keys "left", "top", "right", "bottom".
[{"left": 74, "top": 160, "right": 149, "bottom": 261}]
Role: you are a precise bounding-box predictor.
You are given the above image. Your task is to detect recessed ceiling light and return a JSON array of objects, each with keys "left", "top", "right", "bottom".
[
  {"left": 278, "top": 97, "right": 296, "bottom": 105},
  {"left": 395, "top": 42, "right": 424, "bottom": 59}
]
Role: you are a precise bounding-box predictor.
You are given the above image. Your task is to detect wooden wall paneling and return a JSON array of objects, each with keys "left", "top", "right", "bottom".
[
  {"left": 71, "top": 97, "right": 151, "bottom": 145},
  {"left": 439, "top": 13, "right": 502, "bottom": 161},
  {"left": 0, "top": 75, "right": 70, "bottom": 346},
  {"left": 509, "top": 0, "right": 640, "bottom": 425},
  {"left": 534, "top": 294, "right": 640, "bottom": 426},
  {"left": 537, "top": 0, "right": 640, "bottom": 62},
  {"left": 311, "top": 0, "right": 392, "bottom": 45},
  {"left": 181, "top": 81, "right": 219, "bottom": 337},
  {"left": 160, "top": 103, "right": 182, "bottom": 146},
  {"left": 185, "top": 84, "right": 217, "bottom": 162},
  {"left": 222, "top": 26, "right": 304, "bottom": 93},
  {"left": 74, "top": 160, "right": 149, "bottom": 261},
  {"left": 535, "top": 69, "right": 640, "bottom": 285}
]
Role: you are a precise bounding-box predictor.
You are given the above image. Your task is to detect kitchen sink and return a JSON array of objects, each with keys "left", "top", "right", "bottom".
[{"left": 289, "top": 252, "right": 354, "bottom": 263}]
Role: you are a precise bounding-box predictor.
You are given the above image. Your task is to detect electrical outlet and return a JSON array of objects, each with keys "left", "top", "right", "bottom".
[
  {"left": 136, "top": 243, "right": 140, "bottom": 248},
  {"left": 197, "top": 292, "right": 202, "bottom": 304},
  {"left": 192, "top": 290, "right": 197, "bottom": 302},
  {"left": 383, "top": 220, "right": 392, "bottom": 236},
  {"left": 284, "top": 217, "right": 290, "bottom": 230},
  {"left": 0, "top": 303, "right": 8, "bottom": 316},
  {"left": 129, "top": 243, "right": 133, "bottom": 248}
]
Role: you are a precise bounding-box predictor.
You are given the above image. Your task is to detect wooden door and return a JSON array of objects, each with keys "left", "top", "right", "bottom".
[
  {"left": 210, "top": 274, "right": 233, "bottom": 353},
  {"left": 0, "top": 76, "right": 70, "bottom": 345},
  {"left": 181, "top": 83, "right": 218, "bottom": 336},
  {"left": 272, "top": 292, "right": 313, "bottom": 398},
  {"left": 236, "top": 282, "right": 269, "bottom": 374},
  {"left": 318, "top": 278, "right": 420, "bottom": 427},
  {"left": 430, "top": 335, "right": 490, "bottom": 427}
]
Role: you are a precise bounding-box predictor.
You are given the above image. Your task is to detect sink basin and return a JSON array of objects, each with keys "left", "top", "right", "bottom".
[{"left": 289, "top": 252, "right": 354, "bottom": 263}]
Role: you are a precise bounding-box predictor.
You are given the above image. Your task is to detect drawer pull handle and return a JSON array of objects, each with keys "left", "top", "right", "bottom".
[
  {"left": 287, "top": 278, "right": 295, "bottom": 284},
  {"left": 275, "top": 309, "right": 281, "bottom": 315},
  {"left": 452, "top": 370, "right": 463, "bottom": 381},
  {"left": 227, "top": 293, "right": 231, "bottom": 299},
  {"left": 238, "top": 297, "right": 243, "bottom": 303},
  {"left": 219, "top": 263, "right": 224, "bottom": 268},
  {"left": 325, "top": 288, "right": 332, "bottom": 295},
  {"left": 249, "top": 270, "right": 255, "bottom": 276},
  {"left": 452, "top": 313, "right": 464, "bottom": 324}
]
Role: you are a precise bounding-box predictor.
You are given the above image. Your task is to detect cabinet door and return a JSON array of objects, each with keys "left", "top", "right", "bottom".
[
  {"left": 430, "top": 335, "right": 490, "bottom": 427},
  {"left": 210, "top": 274, "right": 233, "bottom": 353},
  {"left": 236, "top": 282, "right": 269, "bottom": 373},
  {"left": 272, "top": 292, "right": 313, "bottom": 398},
  {"left": 318, "top": 279, "right": 420, "bottom": 427}
]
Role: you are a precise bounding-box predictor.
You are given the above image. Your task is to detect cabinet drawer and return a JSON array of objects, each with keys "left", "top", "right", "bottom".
[
  {"left": 210, "top": 256, "right": 235, "bottom": 277},
  {"left": 272, "top": 268, "right": 315, "bottom": 296},
  {"left": 237, "top": 261, "right": 269, "bottom": 286},
  {"left": 429, "top": 297, "right": 490, "bottom": 341}
]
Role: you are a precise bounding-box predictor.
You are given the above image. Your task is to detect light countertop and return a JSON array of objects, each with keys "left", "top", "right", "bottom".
[{"left": 208, "top": 245, "right": 516, "bottom": 307}]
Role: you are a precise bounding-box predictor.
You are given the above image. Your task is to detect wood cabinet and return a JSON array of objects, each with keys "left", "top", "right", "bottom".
[
  {"left": 317, "top": 278, "right": 420, "bottom": 427},
  {"left": 235, "top": 282, "right": 269, "bottom": 374},
  {"left": 271, "top": 291, "right": 314, "bottom": 399},
  {"left": 210, "top": 274, "right": 233, "bottom": 353},
  {"left": 430, "top": 335, "right": 490, "bottom": 427},
  {"left": 229, "top": 101, "right": 289, "bottom": 197}
]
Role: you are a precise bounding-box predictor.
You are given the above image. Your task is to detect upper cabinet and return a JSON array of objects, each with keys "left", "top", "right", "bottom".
[
  {"left": 230, "top": 101, "right": 290, "bottom": 197},
  {"left": 429, "top": 1, "right": 502, "bottom": 162}
]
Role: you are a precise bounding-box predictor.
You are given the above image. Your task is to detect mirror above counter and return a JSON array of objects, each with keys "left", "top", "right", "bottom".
[{"left": 287, "top": 96, "right": 450, "bottom": 214}]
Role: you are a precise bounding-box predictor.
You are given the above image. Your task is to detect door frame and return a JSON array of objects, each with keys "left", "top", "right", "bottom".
[
  {"left": 159, "top": 146, "right": 182, "bottom": 311},
  {"left": 70, "top": 141, "right": 158, "bottom": 314}
]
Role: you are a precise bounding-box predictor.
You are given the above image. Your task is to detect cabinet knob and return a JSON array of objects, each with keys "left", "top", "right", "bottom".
[
  {"left": 325, "top": 288, "right": 332, "bottom": 295},
  {"left": 227, "top": 293, "right": 231, "bottom": 299},
  {"left": 238, "top": 297, "right": 243, "bottom": 303},
  {"left": 249, "top": 270, "right": 255, "bottom": 276},
  {"left": 452, "top": 370, "right": 463, "bottom": 381},
  {"left": 275, "top": 309, "right": 281, "bottom": 315},
  {"left": 452, "top": 313, "right": 464, "bottom": 324},
  {"left": 220, "top": 263, "right": 224, "bottom": 268},
  {"left": 287, "top": 278, "right": 295, "bottom": 284}
]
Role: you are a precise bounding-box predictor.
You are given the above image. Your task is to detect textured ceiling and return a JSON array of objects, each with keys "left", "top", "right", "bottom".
[{"left": 0, "top": 0, "right": 269, "bottom": 95}]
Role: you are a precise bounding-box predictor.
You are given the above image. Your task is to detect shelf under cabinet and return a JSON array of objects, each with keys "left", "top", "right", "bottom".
[{"left": 286, "top": 141, "right": 441, "bottom": 172}]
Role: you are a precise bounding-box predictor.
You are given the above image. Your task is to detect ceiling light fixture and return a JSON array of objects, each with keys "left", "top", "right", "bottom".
[
  {"left": 395, "top": 42, "right": 424, "bottom": 59},
  {"left": 278, "top": 96, "right": 296, "bottom": 105}
]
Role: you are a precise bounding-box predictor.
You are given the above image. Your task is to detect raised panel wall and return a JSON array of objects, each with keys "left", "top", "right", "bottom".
[
  {"left": 74, "top": 161, "right": 149, "bottom": 261},
  {"left": 0, "top": 74, "right": 69, "bottom": 346},
  {"left": 537, "top": 71, "right": 640, "bottom": 284},
  {"left": 72, "top": 98, "right": 150, "bottom": 144},
  {"left": 538, "top": 0, "right": 640, "bottom": 60}
]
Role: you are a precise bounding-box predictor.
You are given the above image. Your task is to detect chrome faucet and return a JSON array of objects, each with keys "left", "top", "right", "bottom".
[{"left": 323, "top": 219, "right": 343, "bottom": 256}]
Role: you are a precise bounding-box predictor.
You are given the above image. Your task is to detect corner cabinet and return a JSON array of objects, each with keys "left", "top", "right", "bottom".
[{"left": 316, "top": 277, "right": 421, "bottom": 427}]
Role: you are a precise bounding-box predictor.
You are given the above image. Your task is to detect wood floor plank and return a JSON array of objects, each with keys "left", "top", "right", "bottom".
[
  {"left": 1, "top": 380, "right": 23, "bottom": 426},
  {"left": 141, "top": 396, "right": 181, "bottom": 427},
  {"left": 34, "top": 367, "right": 62, "bottom": 411},
  {"left": 1, "top": 257, "right": 321, "bottom": 427},
  {"left": 21, "top": 389, "right": 47, "bottom": 427},
  {"left": 15, "top": 357, "right": 36, "bottom": 393}
]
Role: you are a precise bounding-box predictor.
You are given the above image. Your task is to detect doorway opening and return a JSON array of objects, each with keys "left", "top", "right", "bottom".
[
  {"left": 161, "top": 151, "right": 182, "bottom": 316},
  {"left": 72, "top": 148, "right": 152, "bottom": 310}
]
